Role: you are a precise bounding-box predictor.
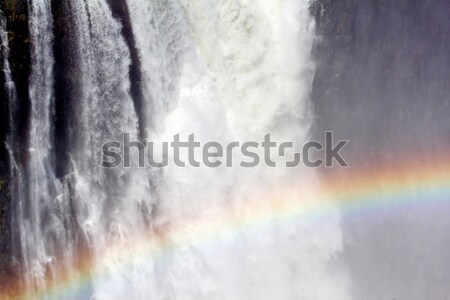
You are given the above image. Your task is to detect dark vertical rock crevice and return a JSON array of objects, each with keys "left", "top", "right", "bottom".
[
  {"left": 0, "top": 0, "right": 31, "bottom": 294},
  {"left": 51, "top": 0, "right": 148, "bottom": 177},
  {"left": 0, "top": 26, "right": 9, "bottom": 180},
  {"left": 51, "top": 0, "right": 79, "bottom": 179},
  {"left": 50, "top": 2, "right": 96, "bottom": 277},
  {"left": 107, "top": 0, "right": 147, "bottom": 140},
  {"left": 0, "top": 0, "right": 31, "bottom": 176}
]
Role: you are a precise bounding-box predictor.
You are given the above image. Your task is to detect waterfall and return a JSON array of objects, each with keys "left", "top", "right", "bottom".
[
  {"left": 0, "top": 9, "right": 17, "bottom": 122},
  {"left": 1, "top": 9, "right": 18, "bottom": 170},
  {"left": 53, "top": 0, "right": 153, "bottom": 297},
  {"left": 1, "top": 8, "right": 21, "bottom": 295},
  {"left": 11, "top": 1, "right": 83, "bottom": 298},
  {"left": 6, "top": 1, "right": 348, "bottom": 299},
  {"left": 122, "top": 0, "right": 348, "bottom": 299},
  {"left": 1, "top": 9, "right": 18, "bottom": 173},
  {"left": 15, "top": 0, "right": 57, "bottom": 296}
]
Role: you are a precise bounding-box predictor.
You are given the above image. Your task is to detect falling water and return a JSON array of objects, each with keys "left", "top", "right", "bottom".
[
  {"left": 14, "top": 0, "right": 60, "bottom": 297},
  {"left": 1, "top": 9, "right": 17, "bottom": 169},
  {"left": 1, "top": 7, "right": 20, "bottom": 294},
  {"left": 1, "top": 9, "right": 19, "bottom": 166},
  {"left": 7, "top": 0, "right": 348, "bottom": 299},
  {"left": 54, "top": 0, "right": 153, "bottom": 297},
  {"left": 0, "top": 9, "right": 16, "bottom": 117}
]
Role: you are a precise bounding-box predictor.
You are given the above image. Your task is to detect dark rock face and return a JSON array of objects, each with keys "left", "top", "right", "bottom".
[
  {"left": 311, "top": 1, "right": 450, "bottom": 299},
  {"left": 50, "top": 0, "right": 146, "bottom": 178},
  {"left": 0, "top": 0, "right": 30, "bottom": 177},
  {"left": 51, "top": 0, "right": 82, "bottom": 179},
  {"left": 50, "top": 0, "right": 146, "bottom": 180},
  {"left": 0, "top": 0, "right": 30, "bottom": 292},
  {"left": 0, "top": 181, "right": 13, "bottom": 296},
  {"left": 107, "top": 0, "right": 147, "bottom": 140}
]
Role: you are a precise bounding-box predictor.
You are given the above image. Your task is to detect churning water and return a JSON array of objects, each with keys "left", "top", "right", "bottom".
[{"left": 2, "top": 1, "right": 349, "bottom": 299}]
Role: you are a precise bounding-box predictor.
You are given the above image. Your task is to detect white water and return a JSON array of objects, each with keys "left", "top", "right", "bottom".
[
  {"left": 1, "top": 9, "right": 18, "bottom": 166},
  {"left": 59, "top": 0, "right": 153, "bottom": 298},
  {"left": 122, "top": 0, "right": 348, "bottom": 299},
  {"left": 17, "top": 1, "right": 64, "bottom": 297},
  {"left": 0, "top": 9, "right": 17, "bottom": 115},
  {"left": 67, "top": 0, "right": 150, "bottom": 242},
  {"left": 12, "top": 0, "right": 348, "bottom": 299}
]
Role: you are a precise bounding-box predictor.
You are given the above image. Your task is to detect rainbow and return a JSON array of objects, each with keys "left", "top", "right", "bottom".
[{"left": 2, "top": 158, "right": 450, "bottom": 300}]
